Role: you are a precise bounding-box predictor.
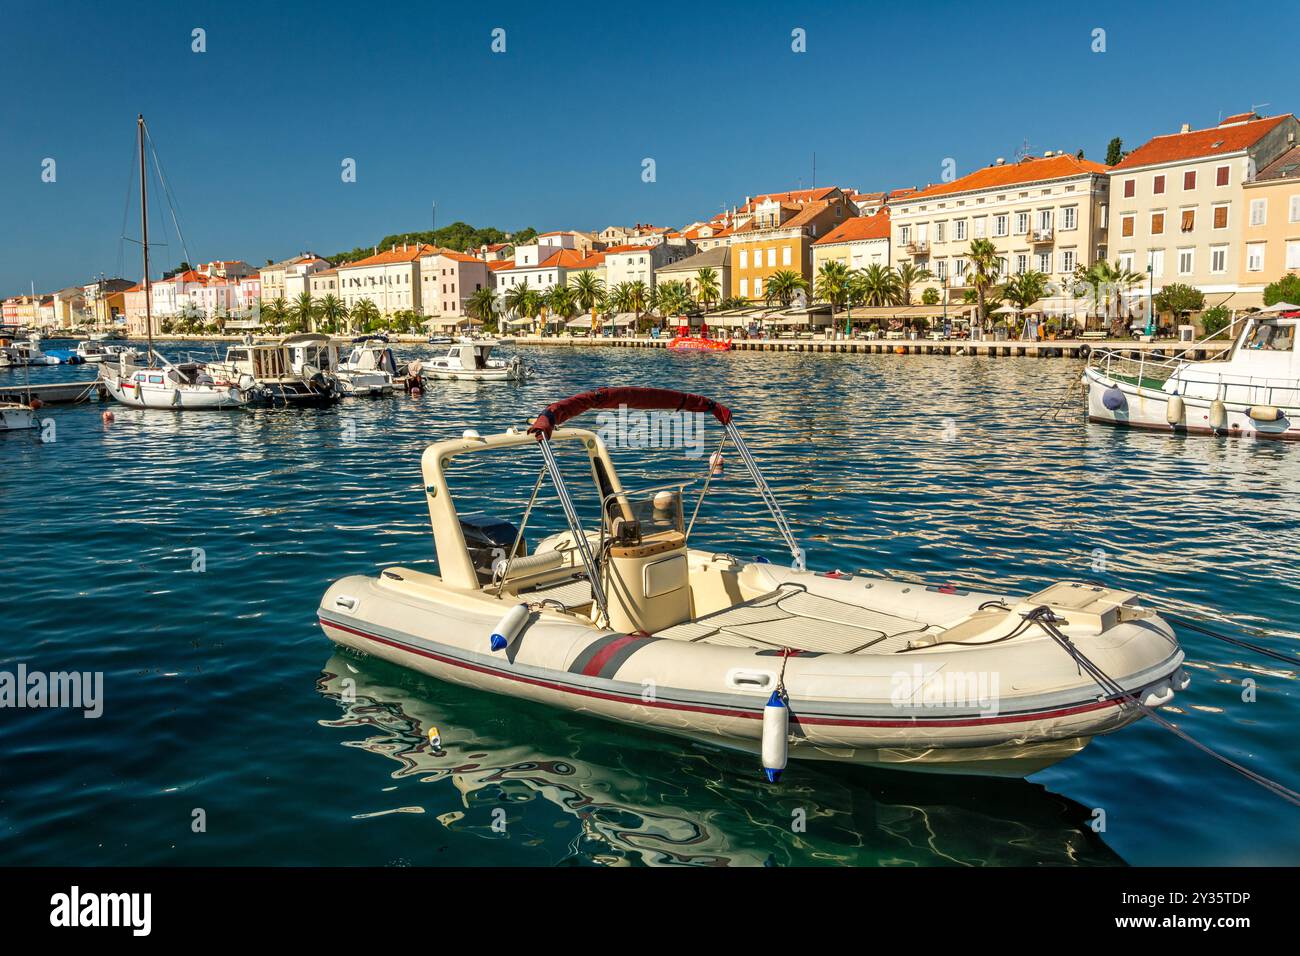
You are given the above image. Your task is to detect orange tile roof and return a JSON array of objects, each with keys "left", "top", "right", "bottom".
[
  {"left": 905, "top": 155, "right": 1108, "bottom": 200},
  {"left": 741, "top": 186, "right": 838, "bottom": 212},
  {"left": 571, "top": 252, "right": 607, "bottom": 269},
  {"left": 602, "top": 243, "right": 654, "bottom": 254},
  {"left": 312, "top": 268, "right": 339, "bottom": 277},
  {"left": 488, "top": 260, "right": 515, "bottom": 271},
  {"left": 1111, "top": 113, "right": 1293, "bottom": 171},
  {"left": 814, "top": 209, "right": 891, "bottom": 245},
  {"left": 342, "top": 244, "right": 438, "bottom": 268}
]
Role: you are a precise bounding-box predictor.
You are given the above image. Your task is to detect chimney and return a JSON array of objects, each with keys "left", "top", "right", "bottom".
[
  {"left": 995, "top": 157, "right": 1005, "bottom": 165},
  {"left": 1180, "top": 123, "right": 1191, "bottom": 134},
  {"left": 1044, "top": 150, "right": 1053, "bottom": 158}
]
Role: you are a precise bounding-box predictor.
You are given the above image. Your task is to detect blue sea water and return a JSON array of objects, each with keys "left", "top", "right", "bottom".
[{"left": 1, "top": 340, "right": 1297, "bottom": 866}]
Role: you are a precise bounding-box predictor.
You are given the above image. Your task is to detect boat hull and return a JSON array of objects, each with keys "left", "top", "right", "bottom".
[
  {"left": 319, "top": 569, "right": 1185, "bottom": 778},
  {"left": 1084, "top": 366, "right": 1300, "bottom": 440},
  {"left": 0, "top": 404, "right": 36, "bottom": 431},
  {"left": 667, "top": 338, "right": 733, "bottom": 351},
  {"left": 101, "top": 375, "right": 246, "bottom": 409}
]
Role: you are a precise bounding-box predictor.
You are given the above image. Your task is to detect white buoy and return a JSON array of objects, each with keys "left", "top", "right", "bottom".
[
  {"left": 1210, "top": 399, "right": 1228, "bottom": 431},
  {"left": 490, "top": 603, "right": 530, "bottom": 652},
  {"left": 761, "top": 690, "right": 789, "bottom": 782},
  {"left": 708, "top": 451, "right": 724, "bottom": 476},
  {"left": 1166, "top": 395, "right": 1184, "bottom": 425},
  {"left": 1248, "top": 405, "right": 1281, "bottom": 422}
]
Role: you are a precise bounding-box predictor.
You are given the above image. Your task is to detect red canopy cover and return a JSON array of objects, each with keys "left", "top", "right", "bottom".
[{"left": 528, "top": 387, "right": 732, "bottom": 440}]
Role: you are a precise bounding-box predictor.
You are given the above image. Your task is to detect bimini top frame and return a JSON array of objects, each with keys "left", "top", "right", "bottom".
[{"left": 527, "top": 387, "right": 806, "bottom": 586}]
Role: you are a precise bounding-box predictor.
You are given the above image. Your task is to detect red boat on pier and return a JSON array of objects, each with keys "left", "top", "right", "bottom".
[{"left": 665, "top": 318, "right": 733, "bottom": 352}]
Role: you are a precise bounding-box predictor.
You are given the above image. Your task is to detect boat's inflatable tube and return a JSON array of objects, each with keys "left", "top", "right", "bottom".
[
  {"left": 1210, "top": 399, "right": 1228, "bottom": 431},
  {"left": 1166, "top": 394, "right": 1184, "bottom": 425},
  {"left": 761, "top": 691, "right": 788, "bottom": 782},
  {"left": 490, "top": 603, "right": 530, "bottom": 652},
  {"left": 1102, "top": 386, "right": 1126, "bottom": 411},
  {"left": 493, "top": 550, "right": 564, "bottom": 580},
  {"left": 1248, "top": 405, "right": 1282, "bottom": 422}
]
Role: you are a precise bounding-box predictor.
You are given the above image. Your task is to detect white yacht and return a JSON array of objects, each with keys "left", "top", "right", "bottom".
[
  {"left": 1085, "top": 306, "right": 1299, "bottom": 440},
  {"left": 422, "top": 340, "right": 526, "bottom": 382},
  {"left": 335, "top": 338, "right": 398, "bottom": 396},
  {"left": 0, "top": 401, "right": 36, "bottom": 431}
]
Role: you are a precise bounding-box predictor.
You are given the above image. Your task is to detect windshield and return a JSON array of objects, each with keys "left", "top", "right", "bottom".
[{"left": 1243, "top": 321, "right": 1296, "bottom": 351}]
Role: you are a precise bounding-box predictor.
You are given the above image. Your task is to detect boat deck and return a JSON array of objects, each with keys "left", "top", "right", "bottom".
[{"left": 519, "top": 577, "right": 940, "bottom": 655}]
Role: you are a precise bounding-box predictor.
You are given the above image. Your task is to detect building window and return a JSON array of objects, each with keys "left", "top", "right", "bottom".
[
  {"left": 1153, "top": 174, "right": 1165, "bottom": 195},
  {"left": 1119, "top": 252, "right": 1135, "bottom": 272},
  {"left": 935, "top": 259, "right": 948, "bottom": 280},
  {"left": 1246, "top": 243, "right": 1265, "bottom": 272},
  {"left": 739, "top": 249, "right": 747, "bottom": 268},
  {"left": 1180, "top": 209, "right": 1195, "bottom": 232},
  {"left": 739, "top": 278, "right": 748, "bottom": 297},
  {"left": 1014, "top": 211, "right": 1029, "bottom": 234},
  {"left": 1150, "top": 211, "right": 1165, "bottom": 235},
  {"left": 782, "top": 247, "right": 791, "bottom": 266},
  {"left": 1037, "top": 252, "right": 1051, "bottom": 272},
  {"left": 766, "top": 248, "right": 775, "bottom": 268},
  {"left": 935, "top": 222, "right": 946, "bottom": 243},
  {"left": 1215, "top": 165, "right": 1230, "bottom": 187},
  {"left": 1148, "top": 249, "right": 1164, "bottom": 277},
  {"left": 1290, "top": 196, "right": 1300, "bottom": 223},
  {"left": 1037, "top": 209, "right": 1053, "bottom": 232},
  {"left": 994, "top": 214, "right": 1008, "bottom": 237},
  {"left": 1287, "top": 240, "right": 1300, "bottom": 270},
  {"left": 954, "top": 220, "right": 967, "bottom": 240},
  {"left": 1183, "top": 170, "right": 1197, "bottom": 190},
  {"left": 1177, "top": 248, "right": 1194, "bottom": 275},
  {"left": 954, "top": 258, "right": 967, "bottom": 277},
  {"left": 1121, "top": 215, "right": 1135, "bottom": 238},
  {"left": 1062, "top": 206, "right": 1077, "bottom": 230},
  {"left": 1210, "top": 246, "right": 1227, "bottom": 274},
  {"left": 1061, "top": 249, "right": 1075, "bottom": 272},
  {"left": 1212, "top": 205, "right": 1228, "bottom": 229},
  {"left": 1015, "top": 253, "right": 1028, "bottom": 274},
  {"left": 1123, "top": 179, "right": 1135, "bottom": 198},
  {"left": 1250, "top": 198, "right": 1267, "bottom": 226},
  {"left": 973, "top": 217, "right": 986, "bottom": 238}
]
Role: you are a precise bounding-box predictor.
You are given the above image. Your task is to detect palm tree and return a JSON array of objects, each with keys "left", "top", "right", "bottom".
[
  {"left": 965, "top": 239, "right": 1001, "bottom": 328},
  {"left": 571, "top": 271, "right": 606, "bottom": 333},
  {"left": 815, "top": 260, "right": 854, "bottom": 333},
  {"left": 999, "top": 270, "right": 1050, "bottom": 311},
  {"left": 764, "top": 269, "right": 810, "bottom": 308},
  {"left": 291, "top": 291, "right": 316, "bottom": 333},
  {"left": 317, "top": 294, "right": 345, "bottom": 335},
  {"left": 350, "top": 298, "right": 380, "bottom": 334},
  {"left": 259, "top": 296, "right": 287, "bottom": 333},
  {"left": 466, "top": 287, "right": 499, "bottom": 333},
  {"left": 626, "top": 280, "right": 650, "bottom": 331},
  {"left": 519, "top": 288, "right": 544, "bottom": 331},
  {"left": 694, "top": 267, "right": 721, "bottom": 313},
  {"left": 653, "top": 280, "right": 693, "bottom": 320},
  {"left": 503, "top": 280, "right": 533, "bottom": 327},
  {"left": 894, "top": 262, "right": 933, "bottom": 306},
  {"left": 853, "top": 263, "right": 903, "bottom": 307},
  {"left": 545, "top": 285, "right": 579, "bottom": 332}
]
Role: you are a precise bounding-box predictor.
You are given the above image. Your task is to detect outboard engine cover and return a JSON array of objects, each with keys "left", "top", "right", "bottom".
[{"left": 460, "top": 516, "right": 524, "bottom": 584}]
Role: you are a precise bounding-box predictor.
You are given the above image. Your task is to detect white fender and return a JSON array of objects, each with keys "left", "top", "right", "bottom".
[
  {"left": 761, "top": 691, "right": 789, "bottom": 782},
  {"left": 1166, "top": 394, "right": 1184, "bottom": 425},
  {"left": 1209, "top": 399, "right": 1228, "bottom": 431},
  {"left": 489, "top": 603, "right": 530, "bottom": 652},
  {"left": 1248, "top": 405, "right": 1281, "bottom": 422}
]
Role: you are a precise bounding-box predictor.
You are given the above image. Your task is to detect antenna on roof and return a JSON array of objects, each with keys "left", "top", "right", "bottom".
[
  {"left": 1014, "top": 137, "right": 1034, "bottom": 162},
  {"left": 1251, "top": 102, "right": 1271, "bottom": 115}
]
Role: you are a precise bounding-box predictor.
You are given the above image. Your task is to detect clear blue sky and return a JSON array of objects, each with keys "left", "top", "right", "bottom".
[{"left": 3, "top": 0, "right": 1297, "bottom": 292}]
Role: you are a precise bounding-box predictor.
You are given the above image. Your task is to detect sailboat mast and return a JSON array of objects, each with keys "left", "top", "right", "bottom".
[{"left": 139, "top": 114, "right": 154, "bottom": 362}]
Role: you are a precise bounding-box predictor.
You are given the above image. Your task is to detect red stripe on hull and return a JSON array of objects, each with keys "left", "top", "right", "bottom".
[{"left": 320, "top": 617, "right": 1130, "bottom": 730}]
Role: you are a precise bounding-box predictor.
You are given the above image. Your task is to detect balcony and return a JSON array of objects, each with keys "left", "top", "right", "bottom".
[
  {"left": 904, "top": 240, "right": 929, "bottom": 255},
  {"left": 1031, "top": 229, "right": 1054, "bottom": 244}
]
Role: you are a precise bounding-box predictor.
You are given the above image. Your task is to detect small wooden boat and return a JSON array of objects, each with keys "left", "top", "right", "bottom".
[
  {"left": 320, "top": 387, "right": 1186, "bottom": 779},
  {"left": 1084, "top": 308, "right": 1299, "bottom": 439},
  {"left": 666, "top": 318, "right": 733, "bottom": 352}
]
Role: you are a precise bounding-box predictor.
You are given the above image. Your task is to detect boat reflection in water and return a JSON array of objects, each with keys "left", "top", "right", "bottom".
[{"left": 316, "top": 651, "right": 1125, "bottom": 867}]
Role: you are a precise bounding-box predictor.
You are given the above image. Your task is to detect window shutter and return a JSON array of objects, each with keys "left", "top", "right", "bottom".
[
  {"left": 1153, "top": 175, "right": 1165, "bottom": 194},
  {"left": 1213, "top": 206, "right": 1228, "bottom": 229},
  {"left": 1151, "top": 213, "right": 1164, "bottom": 234},
  {"left": 1216, "top": 166, "right": 1230, "bottom": 186},
  {"left": 1121, "top": 216, "right": 1134, "bottom": 237},
  {"left": 1183, "top": 170, "right": 1197, "bottom": 190},
  {"left": 1181, "top": 209, "right": 1195, "bottom": 232},
  {"left": 1123, "top": 179, "right": 1135, "bottom": 198}
]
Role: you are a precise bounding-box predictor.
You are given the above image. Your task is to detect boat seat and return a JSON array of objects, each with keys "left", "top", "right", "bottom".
[
  {"left": 517, "top": 575, "right": 593, "bottom": 611},
  {"left": 657, "top": 585, "right": 941, "bottom": 655}
]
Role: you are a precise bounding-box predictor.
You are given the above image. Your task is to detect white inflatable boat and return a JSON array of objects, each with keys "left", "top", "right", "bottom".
[{"left": 320, "top": 387, "right": 1186, "bottom": 779}]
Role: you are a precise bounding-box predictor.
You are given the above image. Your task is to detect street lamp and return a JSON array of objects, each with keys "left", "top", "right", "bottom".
[{"left": 1145, "top": 264, "right": 1154, "bottom": 337}]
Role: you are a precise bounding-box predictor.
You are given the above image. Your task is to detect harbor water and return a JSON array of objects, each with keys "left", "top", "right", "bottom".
[{"left": 2, "top": 341, "right": 1297, "bottom": 866}]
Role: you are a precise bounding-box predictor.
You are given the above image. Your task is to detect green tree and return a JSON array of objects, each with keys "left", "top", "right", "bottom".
[
  {"left": 854, "top": 263, "right": 903, "bottom": 307},
  {"left": 653, "top": 280, "right": 694, "bottom": 319},
  {"left": 999, "top": 270, "right": 1050, "bottom": 311},
  {"left": 965, "top": 238, "right": 1001, "bottom": 326},
  {"left": 291, "top": 291, "right": 316, "bottom": 333},
  {"left": 545, "top": 285, "right": 579, "bottom": 330},
  {"left": 1105, "top": 137, "right": 1124, "bottom": 166},
  {"left": 763, "top": 269, "right": 810, "bottom": 308},
  {"left": 1153, "top": 283, "right": 1204, "bottom": 317},
  {"left": 466, "top": 288, "right": 499, "bottom": 333},
  {"left": 350, "top": 298, "right": 381, "bottom": 334},
  {"left": 259, "top": 296, "right": 287, "bottom": 333},
  {"left": 814, "top": 260, "right": 854, "bottom": 332},
  {"left": 1200, "top": 305, "right": 1232, "bottom": 337},
  {"left": 921, "top": 287, "right": 940, "bottom": 305},
  {"left": 894, "top": 262, "right": 932, "bottom": 305},
  {"left": 571, "top": 271, "right": 606, "bottom": 332},
  {"left": 694, "top": 267, "right": 721, "bottom": 312},
  {"left": 1263, "top": 273, "right": 1300, "bottom": 306},
  {"left": 317, "top": 294, "right": 345, "bottom": 335}
]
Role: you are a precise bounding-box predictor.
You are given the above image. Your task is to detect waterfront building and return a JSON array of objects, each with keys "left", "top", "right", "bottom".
[
  {"left": 564, "top": 251, "right": 608, "bottom": 285},
  {"left": 536, "top": 231, "right": 596, "bottom": 255},
  {"left": 308, "top": 268, "right": 339, "bottom": 301},
  {"left": 478, "top": 242, "right": 513, "bottom": 261},
  {"left": 196, "top": 260, "right": 256, "bottom": 280},
  {"left": 1108, "top": 112, "right": 1300, "bottom": 309},
  {"left": 417, "top": 249, "right": 491, "bottom": 319},
  {"left": 123, "top": 283, "right": 150, "bottom": 335},
  {"left": 605, "top": 243, "right": 687, "bottom": 292},
  {"left": 82, "top": 277, "right": 135, "bottom": 327},
  {"left": 812, "top": 209, "right": 892, "bottom": 273},
  {"left": 493, "top": 247, "right": 588, "bottom": 296},
  {"left": 890, "top": 153, "right": 1110, "bottom": 302},
  {"left": 49, "top": 286, "right": 89, "bottom": 328},
  {"left": 727, "top": 188, "right": 856, "bottom": 300},
  {"left": 1239, "top": 144, "right": 1300, "bottom": 291},
  {"left": 259, "top": 252, "right": 331, "bottom": 306},
  {"left": 653, "top": 246, "right": 730, "bottom": 301},
  {"left": 150, "top": 269, "right": 209, "bottom": 319},
  {"left": 336, "top": 243, "right": 431, "bottom": 317},
  {"left": 2, "top": 295, "right": 38, "bottom": 327}
]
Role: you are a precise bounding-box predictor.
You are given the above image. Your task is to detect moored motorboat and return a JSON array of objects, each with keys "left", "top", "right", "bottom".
[
  {"left": 1084, "top": 307, "right": 1299, "bottom": 439},
  {"left": 99, "top": 350, "right": 249, "bottom": 409},
  {"left": 335, "top": 336, "right": 398, "bottom": 396},
  {"left": 206, "top": 333, "right": 341, "bottom": 407},
  {"left": 0, "top": 401, "right": 37, "bottom": 431},
  {"left": 422, "top": 339, "right": 526, "bottom": 382},
  {"left": 320, "top": 386, "right": 1187, "bottom": 779}
]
